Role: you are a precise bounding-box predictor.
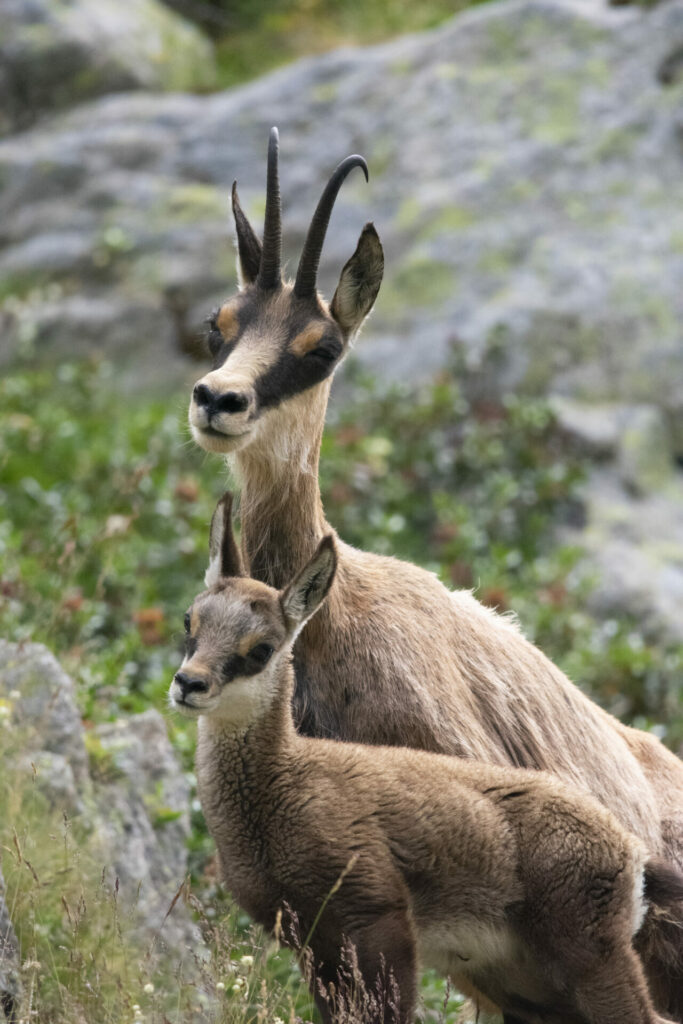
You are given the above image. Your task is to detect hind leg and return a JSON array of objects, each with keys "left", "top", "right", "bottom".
[{"left": 575, "top": 947, "right": 675, "bottom": 1024}]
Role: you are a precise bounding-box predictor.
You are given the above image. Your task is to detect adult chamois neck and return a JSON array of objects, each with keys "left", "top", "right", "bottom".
[{"left": 234, "top": 383, "right": 331, "bottom": 588}]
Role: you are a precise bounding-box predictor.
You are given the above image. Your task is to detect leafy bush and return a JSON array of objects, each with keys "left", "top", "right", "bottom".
[{"left": 2, "top": 353, "right": 682, "bottom": 1021}]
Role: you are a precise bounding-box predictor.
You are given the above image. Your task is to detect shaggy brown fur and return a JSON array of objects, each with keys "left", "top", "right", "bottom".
[
  {"left": 170, "top": 504, "right": 683, "bottom": 1024},
  {"left": 187, "top": 138, "right": 683, "bottom": 1018}
]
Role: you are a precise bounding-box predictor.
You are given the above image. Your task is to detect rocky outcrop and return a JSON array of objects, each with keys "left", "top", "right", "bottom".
[
  {"left": 0, "top": 866, "right": 20, "bottom": 1024},
  {"left": 0, "top": 0, "right": 216, "bottom": 136},
  {"left": 0, "top": 640, "right": 202, "bottom": 1020},
  {"left": 1, "top": 0, "right": 682, "bottom": 631}
]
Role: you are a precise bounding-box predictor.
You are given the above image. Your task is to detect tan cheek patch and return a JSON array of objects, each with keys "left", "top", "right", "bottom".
[
  {"left": 289, "top": 323, "right": 326, "bottom": 357},
  {"left": 217, "top": 305, "right": 240, "bottom": 344},
  {"left": 190, "top": 609, "right": 200, "bottom": 634},
  {"left": 238, "top": 631, "right": 266, "bottom": 658}
]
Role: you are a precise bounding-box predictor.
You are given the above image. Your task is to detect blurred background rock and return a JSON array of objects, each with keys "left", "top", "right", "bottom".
[{"left": 1, "top": 1, "right": 682, "bottom": 1020}]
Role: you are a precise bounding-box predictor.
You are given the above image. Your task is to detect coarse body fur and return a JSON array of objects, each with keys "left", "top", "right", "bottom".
[
  {"left": 188, "top": 133, "right": 683, "bottom": 1016},
  {"left": 171, "top": 519, "right": 683, "bottom": 1024}
]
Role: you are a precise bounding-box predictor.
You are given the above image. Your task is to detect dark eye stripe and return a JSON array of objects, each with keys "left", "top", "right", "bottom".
[{"left": 254, "top": 345, "right": 342, "bottom": 411}]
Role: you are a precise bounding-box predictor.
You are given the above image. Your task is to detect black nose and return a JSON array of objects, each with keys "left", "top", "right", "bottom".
[
  {"left": 193, "top": 383, "right": 215, "bottom": 409},
  {"left": 193, "top": 384, "right": 250, "bottom": 416},
  {"left": 215, "top": 391, "right": 250, "bottom": 414},
  {"left": 175, "top": 672, "right": 209, "bottom": 699}
]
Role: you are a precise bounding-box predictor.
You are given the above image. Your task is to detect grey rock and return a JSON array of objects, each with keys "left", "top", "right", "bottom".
[
  {"left": 0, "top": 0, "right": 682, "bottom": 424},
  {"left": 0, "top": 642, "right": 203, "bottom": 983},
  {"left": 91, "top": 710, "right": 200, "bottom": 949},
  {"left": 571, "top": 467, "right": 683, "bottom": 644},
  {"left": 617, "top": 404, "right": 676, "bottom": 496},
  {"left": 0, "top": 0, "right": 216, "bottom": 136},
  {"left": 0, "top": 866, "right": 21, "bottom": 1024},
  {"left": 550, "top": 397, "right": 625, "bottom": 458},
  {"left": 0, "top": 639, "right": 88, "bottom": 783},
  {"left": 19, "top": 750, "right": 84, "bottom": 815}
]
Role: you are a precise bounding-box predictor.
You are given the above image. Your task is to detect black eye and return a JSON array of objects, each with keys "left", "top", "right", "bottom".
[
  {"left": 207, "top": 329, "right": 223, "bottom": 357},
  {"left": 247, "top": 643, "right": 274, "bottom": 666},
  {"left": 204, "top": 309, "right": 223, "bottom": 357},
  {"left": 306, "top": 342, "right": 340, "bottom": 363},
  {"left": 184, "top": 612, "right": 191, "bottom": 633}
]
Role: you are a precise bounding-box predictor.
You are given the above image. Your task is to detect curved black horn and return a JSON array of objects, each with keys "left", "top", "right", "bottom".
[
  {"left": 294, "top": 154, "right": 369, "bottom": 300},
  {"left": 257, "top": 126, "right": 282, "bottom": 291}
]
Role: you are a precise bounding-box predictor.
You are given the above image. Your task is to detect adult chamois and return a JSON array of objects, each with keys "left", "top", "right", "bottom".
[
  {"left": 187, "top": 129, "right": 683, "bottom": 1018},
  {"left": 170, "top": 492, "right": 683, "bottom": 1024}
]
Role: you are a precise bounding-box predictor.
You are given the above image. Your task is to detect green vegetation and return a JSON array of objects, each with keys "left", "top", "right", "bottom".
[
  {"left": 1, "top": 353, "right": 682, "bottom": 1021},
  {"left": 180, "top": 0, "right": 485, "bottom": 88}
]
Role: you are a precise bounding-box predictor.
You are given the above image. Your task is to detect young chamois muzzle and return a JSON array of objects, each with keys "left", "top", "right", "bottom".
[{"left": 170, "top": 493, "right": 683, "bottom": 1024}]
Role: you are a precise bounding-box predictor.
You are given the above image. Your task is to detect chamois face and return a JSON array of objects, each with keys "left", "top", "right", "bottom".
[
  {"left": 188, "top": 283, "right": 346, "bottom": 455},
  {"left": 188, "top": 128, "right": 383, "bottom": 457},
  {"left": 169, "top": 578, "right": 289, "bottom": 721},
  {"left": 169, "top": 491, "right": 338, "bottom": 724}
]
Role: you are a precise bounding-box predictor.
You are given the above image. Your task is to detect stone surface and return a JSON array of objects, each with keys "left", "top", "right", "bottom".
[
  {"left": 1, "top": 0, "right": 683, "bottom": 655},
  {"left": 0, "top": 639, "right": 89, "bottom": 782},
  {"left": 0, "top": 641, "right": 202, "bottom": 1002},
  {"left": 569, "top": 467, "right": 683, "bottom": 644},
  {"left": 0, "top": 865, "right": 21, "bottom": 1024},
  {"left": 1, "top": 0, "right": 682, "bottom": 420},
  {"left": 0, "top": 0, "right": 216, "bottom": 135}
]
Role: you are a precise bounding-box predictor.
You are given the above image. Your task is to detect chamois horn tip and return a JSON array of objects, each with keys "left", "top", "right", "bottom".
[{"left": 351, "top": 154, "right": 369, "bottom": 183}]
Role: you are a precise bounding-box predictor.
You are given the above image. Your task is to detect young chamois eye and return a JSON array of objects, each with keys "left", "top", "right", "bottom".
[
  {"left": 183, "top": 612, "right": 191, "bottom": 633},
  {"left": 248, "top": 643, "right": 274, "bottom": 666}
]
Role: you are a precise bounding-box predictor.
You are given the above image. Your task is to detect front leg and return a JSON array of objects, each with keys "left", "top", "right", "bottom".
[{"left": 311, "top": 909, "right": 418, "bottom": 1024}]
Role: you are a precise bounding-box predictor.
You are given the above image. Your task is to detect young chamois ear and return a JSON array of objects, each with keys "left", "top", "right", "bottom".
[
  {"left": 330, "top": 222, "right": 384, "bottom": 339},
  {"left": 205, "top": 492, "right": 244, "bottom": 587},
  {"left": 281, "top": 535, "right": 337, "bottom": 632}
]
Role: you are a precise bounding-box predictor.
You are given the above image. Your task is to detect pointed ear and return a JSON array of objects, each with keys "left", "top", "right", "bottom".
[
  {"left": 330, "top": 223, "right": 384, "bottom": 339},
  {"left": 232, "top": 181, "right": 262, "bottom": 286},
  {"left": 281, "top": 535, "right": 337, "bottom": 630},
  {"left": 205, "top": 492, "right": 244, "bottom": 587}
]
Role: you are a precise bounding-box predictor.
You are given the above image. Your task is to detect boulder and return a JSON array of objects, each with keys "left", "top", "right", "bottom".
[
  {"left": 0, "top": 640, "right": 203, "bottom": 1002},
  {"left": 0, "top": 866, "right": 21, "bottom": 1024},
  {"left": 0, "top": 0, "right": 216, "bottom": 135},
  {"left": 0, "top": 0, "right": 682, "bottom": 421}
]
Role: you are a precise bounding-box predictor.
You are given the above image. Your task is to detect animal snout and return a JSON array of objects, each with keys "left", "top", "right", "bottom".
[
  {"left": 193, "top": 383, "right": 252, "bottom": 417},
  {"left": 174, "top": 671, "right": 210, "bottom": 700}
]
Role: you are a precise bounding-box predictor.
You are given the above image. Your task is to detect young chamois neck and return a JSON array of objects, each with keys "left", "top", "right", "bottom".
[{"left": 234, "top": 383, "right": 331, "bottom": 588}]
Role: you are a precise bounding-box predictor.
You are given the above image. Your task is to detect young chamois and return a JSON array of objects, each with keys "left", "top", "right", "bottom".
[
  {"left": 170, "top": 493, "right": 683, "bottom": 1024},
  {"left": 187, "top": 129, "right": 683, "bottom": 1017}
]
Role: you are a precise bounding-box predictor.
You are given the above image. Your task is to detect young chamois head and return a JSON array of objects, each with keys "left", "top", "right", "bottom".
[
  {"left": 169, "top": 493, "right": 337, "bottom": 722},
  {"left": 188, "top": 127, "right": 384, "bottom": 456}
]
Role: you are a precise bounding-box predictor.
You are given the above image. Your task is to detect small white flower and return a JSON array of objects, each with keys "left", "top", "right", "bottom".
[
  {"left": 273, "top": 1017, "right": 285, "bottom": 1024},
  {"left": 239, "top": 954, "right": 254, "bottom": 968},
  {"left": 215, "top": 981, "right": 225, "bottom": 992},
  {"left": 143, "top": 982, "right": 155, "bottom": 994},
  {"left": 0, "top": 706, "right": 10, "bottom": 719},
  {"left": 9, "top": 690, "right": 20, "bottom": 700},
  {"left": 231, "top": 977, "right": 245, "bottom": 993},
  {"left": 132, "top": 1006, "right": 140, "bottom": 1012}
]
